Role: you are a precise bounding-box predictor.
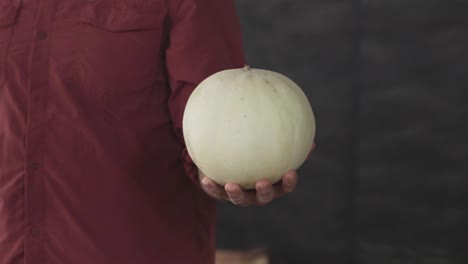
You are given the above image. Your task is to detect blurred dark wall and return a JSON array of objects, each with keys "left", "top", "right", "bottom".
[{"left": 216, "top": 1, "right": 468, "bottom": 263}]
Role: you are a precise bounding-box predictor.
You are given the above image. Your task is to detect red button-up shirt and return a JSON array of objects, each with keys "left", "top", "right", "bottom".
[{"left": 0, "top": 0, "right": 245, "bottom": 263}]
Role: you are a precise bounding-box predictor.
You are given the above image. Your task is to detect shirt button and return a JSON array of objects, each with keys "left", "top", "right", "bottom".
[
  {"left": 30, "top": 227, "right": 41, "bottom": 237},
  {"left": 37, "top": 31, "right": 47, "bottom": 40}
]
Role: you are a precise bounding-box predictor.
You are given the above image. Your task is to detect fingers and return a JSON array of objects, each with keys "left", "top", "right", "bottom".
[
  {"left": 202, "top": 172, "right": 299, "bottom": 206},
  {"left": 255, "top": 180, "right": 274, "bottom": 205},
  {"left": 281, "top": 171, "right": 298, "bottom": 193},
  {"left": 225, "top": 183, "right": 248, "bottom": 205},
  {"left": 225, "top": 180, "right": 275, "bottom": 206},
  {"left": 200, "top": 175, "right": 256, "bottom": 205},
  {"left": 201, "top": 177, "right": 228, "bottom": 200}
]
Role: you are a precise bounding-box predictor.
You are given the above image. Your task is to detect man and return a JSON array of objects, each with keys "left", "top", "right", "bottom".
[{"left": 0, "top": 0, "right": 314, "bottom": 263}]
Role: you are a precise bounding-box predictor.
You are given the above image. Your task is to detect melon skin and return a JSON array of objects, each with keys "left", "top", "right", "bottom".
[{"left": 183, "top": 67, "right": 316, "bottom": 190}]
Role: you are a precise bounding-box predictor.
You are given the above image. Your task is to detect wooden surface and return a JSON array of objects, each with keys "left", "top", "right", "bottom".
[{"left": 216, "top": 249, "right": 269, "bottom": 264}]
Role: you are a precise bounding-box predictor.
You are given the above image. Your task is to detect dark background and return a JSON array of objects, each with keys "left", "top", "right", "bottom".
[{"left": 216, "top": 0, "right": 468, "bottom": 263}]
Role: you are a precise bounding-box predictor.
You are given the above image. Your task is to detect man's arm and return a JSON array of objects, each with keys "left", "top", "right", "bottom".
[{"left": 165, "top": 0, "right": 246, "bottom": 184}]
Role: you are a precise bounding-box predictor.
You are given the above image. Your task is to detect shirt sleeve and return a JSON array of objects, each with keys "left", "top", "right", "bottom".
[{"left": 165, "top": 0, "right": 246, "bottom": 185}]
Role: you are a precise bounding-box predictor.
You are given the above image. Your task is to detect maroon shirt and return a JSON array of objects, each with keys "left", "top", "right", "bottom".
[{"left": 0, "top": 0, "right": 245, "bottom": 263}]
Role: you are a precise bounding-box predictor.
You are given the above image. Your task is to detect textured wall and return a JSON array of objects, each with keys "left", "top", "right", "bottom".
[
  {"left": 216, "top": 0, "right": 468, "bottom": 263},
  {"left": 358, "top": 1, "right": 468, "bottom": 263}
]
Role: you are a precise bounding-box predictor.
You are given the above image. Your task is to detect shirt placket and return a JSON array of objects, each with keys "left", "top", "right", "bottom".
[{"left": 24, "top": 1, "right": 56, "bottom": 263}]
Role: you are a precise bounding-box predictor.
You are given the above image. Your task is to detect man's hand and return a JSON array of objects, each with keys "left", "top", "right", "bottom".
[{"left": 199, "top": 143, "right": 316, "bottom": 206}]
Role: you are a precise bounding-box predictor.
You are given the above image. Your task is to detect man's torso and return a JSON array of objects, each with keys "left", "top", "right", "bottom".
[{"left": 0, "top": 1, "right": 216, "bottom": 263}]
